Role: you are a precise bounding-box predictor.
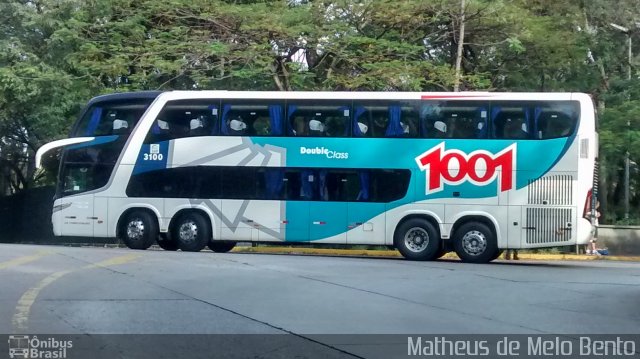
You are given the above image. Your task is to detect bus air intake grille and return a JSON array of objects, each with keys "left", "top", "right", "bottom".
[
  {"left": 527, "top": 175, "right": 573, "bottom": 205},
  {"left": 525, "top": 208, "right": 572, "bottom": 244}
]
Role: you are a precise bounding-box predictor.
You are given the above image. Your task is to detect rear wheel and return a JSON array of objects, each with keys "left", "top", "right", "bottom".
[
  {"left": 453, "top": 222, "right": 497, "bottom": 263},
  {"left": 120, "top": 211, "right": 157, "bottom": 250},
  {"left": 172, "top": 212, "right": 210, "bottom": 252},
  {"left": 394, "top": 218, "right": 440, "bottom": 261},
  {"left": 208, "top": 241, "right": 236, "bottom": 253}
]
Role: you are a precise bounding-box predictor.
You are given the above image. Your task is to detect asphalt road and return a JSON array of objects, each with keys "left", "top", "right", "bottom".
[{"left": 0, "top": 243, "right": 639, "bottom": 358}]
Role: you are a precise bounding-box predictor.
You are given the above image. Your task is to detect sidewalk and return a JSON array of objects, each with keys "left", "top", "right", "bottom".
[{"left": 232, "top": 246, "right": 640, "bottom": 262}]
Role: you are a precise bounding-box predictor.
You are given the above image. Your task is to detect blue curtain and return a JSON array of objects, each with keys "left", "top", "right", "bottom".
[
  {"left": 265, "top": 169, "right": 285, "bottom": 199},
  {"left": 221, "top": 104, "right": 232, "bottom": 135},
  {"left": 385, "top": 105, "right": 403, "bottom": 137},
  {"left": 523, "top": 107, "right": 531, "bottom": 137},
  {"left": 85, "top": 107, "right": 103, "bottom": 136},
  {"left": 353, "top": 106, "right": 367, "bottom": 137},
  {"left": 287, "top": 105, "right": 298, "bottom": 135},
  {"left": 534, "top": 106, "right": 543, "bottom": 138},
  {"left": 208, "top": 105, "right": 219, "bottom": 135},
  {"left": 357, "top": 171, "right": 370, "bottom": 201},
  {"left": 318, "top": 170, "right": 328, "bottom": 201},
  {"left": 269, "top": 105, "right": 283, "bottom": 136},
  {"left": 490, "top": 106, "right": 502, "bottom": 138},
  {"left": 151, "top": 121, "right": 161, "bottom": 135}
]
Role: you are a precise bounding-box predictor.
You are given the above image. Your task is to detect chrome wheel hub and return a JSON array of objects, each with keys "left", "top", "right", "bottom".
[
  {"left": 404, "top": 227, "right": 429, "bottom": 252},
  {"left": 179, "top": 221, "right": 198, "bottom": 242},
  {"left": 462, "top": 230, "right": 487, "bottom": 256},
  {"left": 126, "top": 219, "right": 144, "bottom": 240}
]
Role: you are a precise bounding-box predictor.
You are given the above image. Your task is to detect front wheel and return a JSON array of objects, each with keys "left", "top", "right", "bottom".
[
  {"left": 208, "top": 241, "right": 236, "bottom": 253},
  {"left": 394, "top": 218, "right": 441, "bottom": 261},
  {"left": 172, "top": 212, "right": 211, "bottom": 252},
  {"left": 453, "top": 222, "right": 498, "bottom": 263},
  {"left": 120, "top": 211, "right": 157, "bottom": 250}
]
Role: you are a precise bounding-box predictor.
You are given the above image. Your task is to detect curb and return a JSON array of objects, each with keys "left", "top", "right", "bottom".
[{"left": 232, "top": 247, "right": 640, "bottom": 262}]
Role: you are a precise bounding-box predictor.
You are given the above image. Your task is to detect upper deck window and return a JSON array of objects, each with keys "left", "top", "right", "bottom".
[
  {"left": 73, "top": 99, "right": 151, "bottom": 137},
  {"left": 220, "top": 100, "right": 285, "bottom": 136},
  {"left": 421, "top": 101, "right": 488, "bottom": 139},
  {"left": 145, "top": 100, "right": 221, "bottom": 142},
  {"left": 287, "top": 100, "right": 351, "bottom": 137},
  {"left": 535, "top": 101, "right": 579, "bottom": 139},
  {"left": 352, "top": 101, "right": 420, "bottom": 138}
]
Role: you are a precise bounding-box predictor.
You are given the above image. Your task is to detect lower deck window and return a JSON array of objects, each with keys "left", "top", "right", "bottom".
[{"left": 126, "top": 166, "right": 411, "bottom": 203}]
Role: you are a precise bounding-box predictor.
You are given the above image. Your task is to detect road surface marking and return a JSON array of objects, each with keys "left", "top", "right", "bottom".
[
  {"left": 0, "top": 250, "right": 52, "bottom": 270},
  {"left": 12, "top": 253, "right": 141, "bottom": 331}
]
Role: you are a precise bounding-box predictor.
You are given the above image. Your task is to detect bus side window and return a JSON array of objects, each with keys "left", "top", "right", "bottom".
[
  {"left": 221, "top": 102, "right": 284, "bottom": 136},
  {"left": 287, "top": 101, "right": 351, "bottom": 137},
  {"left": 146, "top": 100, "right": 220, "bottom": 143},
  {"left": 534, "top": 102, "right": 579, "bottom": 139}
]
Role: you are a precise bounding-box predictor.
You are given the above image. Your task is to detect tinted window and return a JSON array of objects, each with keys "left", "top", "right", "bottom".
[
  {"left": 221, "top": 100, "right": 285, "bottom": 136},
  {"left": 491, "top": 101, "right": 532, "bottom": 139},
  {"left": 535, "top": 101, "right": 579, "bottom": 139},
  {"left": 73, "top": 99, "right": 152, "bottom": 137},
  {"left": 58, "top": 138, "right": 127, "bottom": 197},
  {"left": 146, "top": 100, "right": 220, "bottom": 143},
  {"left": 127, "top": 166, "right": 410, "bottom": 203},
  {"left": 287, "top": 101, "right": 351, "bottom": 137},
  {"left": 421, "top": 101, "right": 488, "bottom": 139},
  {"left": 353, "top": 101, "right": 420, "bottom": 138}
]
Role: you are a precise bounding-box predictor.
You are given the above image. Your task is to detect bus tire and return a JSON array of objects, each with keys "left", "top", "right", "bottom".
[
  {"left": 121, "top": 211, "right": 157, "bottom": 250},
  {"left": 394, "top": 218, "right": 440, "bottom": 261},
  {"left": 157, "top": 234, "right": 179, "bottom": 251},
  {"left": 453, "top": 222, "right": 497, "bottom": 263},
  {"left": 172, "top": 212, "right": 210, "bottom": 252},
  {"left": 208, "top": 241, "right": 236, "bottom": 253}
]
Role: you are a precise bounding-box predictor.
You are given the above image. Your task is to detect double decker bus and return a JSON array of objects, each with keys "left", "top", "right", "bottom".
[{"left": 36, "top": 91, "right": 597, "bottom": 263}]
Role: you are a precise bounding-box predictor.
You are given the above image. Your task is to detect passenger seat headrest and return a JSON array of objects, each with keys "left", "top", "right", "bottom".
[
  {"left": 357, "top": 122, "right": 368, "bottom": 135},
  {"left": 230, "top": 119, "right": 247, "bottom": 131},
  {"left": 434, "top": 120, "right": 447, "bottom": 133},
  {"left": 190, "top": 119, "right": 203, "bottom": 130},
  {"left": 309, "top": 119, "right": 325, "bottom": 132},
  {"left": 113, "top": 119, "right": 128, "bottom": 131},
  {"left": 157, "top": 119, "right": 169, "bottom": 130}
]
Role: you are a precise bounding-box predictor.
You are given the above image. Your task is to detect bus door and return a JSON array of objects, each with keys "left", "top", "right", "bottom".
[{"left": 307, "top": 170, "right": 347, "bottom": 243}]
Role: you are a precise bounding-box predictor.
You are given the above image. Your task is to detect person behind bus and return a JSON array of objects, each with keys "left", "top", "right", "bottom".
[
  {"left": 504, "top": 249, "right": 519, "bottom": 260},
  {"left": 585, "top": 200, "right": 601, "bottom": 255}
]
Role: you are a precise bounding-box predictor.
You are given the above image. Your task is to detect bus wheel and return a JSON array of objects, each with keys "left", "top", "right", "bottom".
[
  {"left": 172, "top": 212, "right": 210, "bottom": 252},
  {"left": 453, "top": 222, "right": 497, "bottom": 263},
  {"left": 208, "top": 241, "right": 236, "bottom": 253},
  {"left": 394, "top": 218, "right": 440, "bottom": 261},
  {"left": 121, "top": 211, "right": 157, "bottom": 250},
  {"left": 157, "top": 234, "right": 178, "bottom": 251}
]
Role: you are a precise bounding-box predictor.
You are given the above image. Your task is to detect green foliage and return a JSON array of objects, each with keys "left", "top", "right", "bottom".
[{"left": 0, "top": 0, "right": 639, "bottom": 223}]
